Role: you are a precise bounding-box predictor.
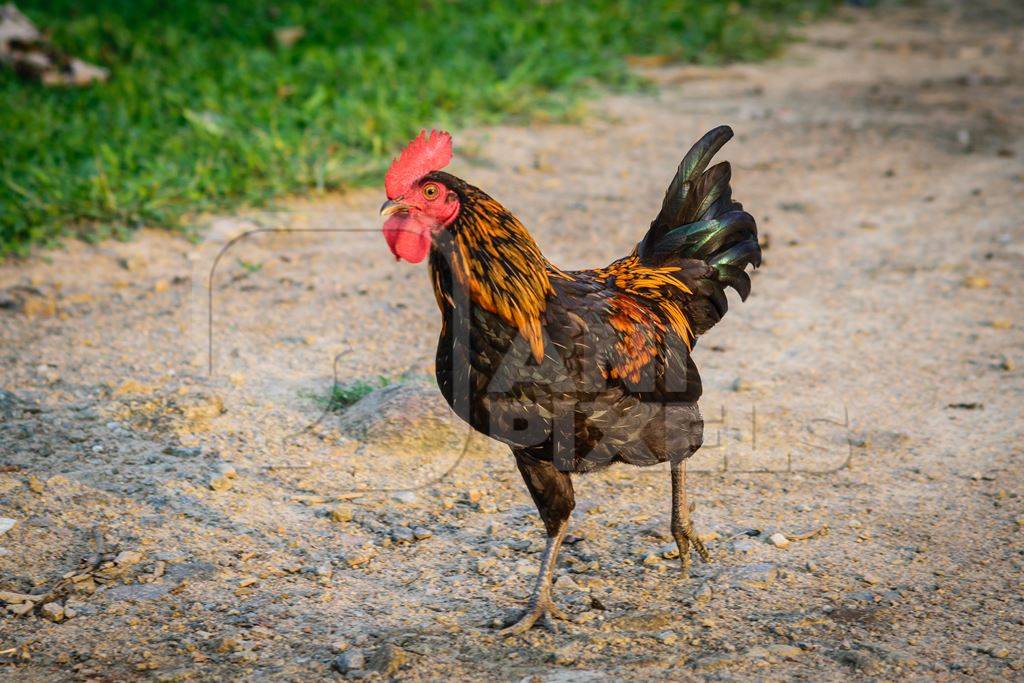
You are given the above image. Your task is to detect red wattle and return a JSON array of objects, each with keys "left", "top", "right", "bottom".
[{"left": 383, "top": 214, "right": 432, "bottom": 264}]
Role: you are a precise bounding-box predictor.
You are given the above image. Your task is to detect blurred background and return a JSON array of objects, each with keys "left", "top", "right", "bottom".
[{"left": 1, "top": 0, "right": 837, "bottom": 255}]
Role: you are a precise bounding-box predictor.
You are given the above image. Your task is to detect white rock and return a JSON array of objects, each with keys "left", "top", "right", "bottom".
[
  {"left": 114, "top": 550, "right": 143, "bottom": 566},
  {"left": 40, "top": 602, "right": 64, "bottom": 622},
  {"left": 769, "top": 533, "right": 790, "bottom": 549},
  {"left": 0, "top": 518, "right": 17, "bottom": 536}
]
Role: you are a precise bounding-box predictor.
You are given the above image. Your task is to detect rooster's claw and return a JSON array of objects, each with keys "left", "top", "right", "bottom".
[{"left": 498, "top": 599, "right": 568, "bottom": 636}]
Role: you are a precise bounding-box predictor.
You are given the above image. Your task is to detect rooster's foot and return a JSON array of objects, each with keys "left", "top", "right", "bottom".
[
  {"left": 673, "top": 518, "right": 711, "bottom": 577},
  {"left": 498, "top": 598, "right": 568, "bottom": 636}
]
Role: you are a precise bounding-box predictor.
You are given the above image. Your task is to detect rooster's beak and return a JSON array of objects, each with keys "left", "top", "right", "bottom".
[{"left": 380, "top": 199, "right": 408, "bottom": 217}]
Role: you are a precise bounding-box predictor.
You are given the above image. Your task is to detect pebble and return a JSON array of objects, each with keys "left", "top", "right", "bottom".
[
  {"left": 209, "top": 473, "right": 234, "bottom": 492},
  {"left": 476, "top": 558, "right": 499, "bottom": 574},
  {"left": 391, "top": 527, "right": 415, "bottom": 543},
  {"left": 693, "top": 581, "right": 714, "bottom": 605},
  {"left": 554, "top": 575, "right": 584, "bottom": 593},
  {"left": 642, "top": 552, "right": 662, "bottom": 566},
  {"left": 0, "top": 517, "right": 16, "bottom": 536},
  {"left": 343, "top": 547, "right": 376, "bottom": 568},
  {"left": 768, "top": 644, "right": 803, "bottom": 659},
  {"left": 330, "top": 504, "right": 354, "bottom": 523},
  {"left": 333, "top": 649, "right": 366, "bottom": 674},
  {"left": 859, "top": 573, "right": 881, "bottom": 585},
  {"left": 391, "top": 491, "right": 417, "bottom": 504},
  {"left": 6, "top": 602, "right": 33, "bottom": 616},
  {"left": 768, "top": 533, "right": 790, "bottom": 549},
  {"left": 40, "top": 602, "right": 64, "bottom": 622},
  {"left": 163, "top": 446, "right": 201, "bottom": 458},
  {"left": 837, "top": 649, "right": 881, "bottom": 674},
  {"left": 412, "top": 526, "right": 432, "bottom": 540},
  {"left": 366, "top": 644, "right": 408, "bottom": 676},
  {"left": 115, "top": 550, "right": 143, "bottom": 566}
]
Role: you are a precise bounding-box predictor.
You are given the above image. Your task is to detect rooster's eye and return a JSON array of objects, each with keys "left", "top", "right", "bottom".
[{"left": 422, "top": 183, "right": 440, "bottom": 200}]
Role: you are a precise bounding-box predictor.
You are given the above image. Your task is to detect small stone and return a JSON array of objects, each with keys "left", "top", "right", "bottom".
[
  {"left": 848, "top": 519, "right": 863, "bottom": 529},
  {"left": 390, "top": 527, "right": 415, "bottom": 543},
  {"left": 768, "top": 644, "right": 803, "bottom": 659},
  {"left": 343, "top": 547, "right": 376, "bottom": 568},
  {"left": 115, "top": 551, "right": 143, "bottom": 566},
  {"left": 209, "top": 474, "right": 234, "bottom": 492},
  {"left": 330, "top": 504, "right": 354, "bottom": 523},
  {"left": 315, "top": 564, "right": 333, "bottom": 579},
  {"left": 990, "top": 648, "right": 1010, "bottom": 659},
  {"left": 333, "top": 649, "right": 365, "bottom": 673},
  {"left": 859, "top": 573, "right": 881, "bottom": 585},
  {"left": 27, "top": 476, "right": 45, "bottom": 494},
  {"left": 657, "top": 631, "right": 679, "bottom": 645},
  {"left": 768, "top": 533, "right": 790, "bottom": 549},
  {"left": 40, "top": 602, "right": 64, "bottom": 622},
  {"left": 412, "top": 526, "right": 432, "bottom": 540},
  {"left": 238, "top": 577, "right": 258, "bottom": 588},
  {"left": 642, "top": 552, "right": 662, "bottom": 566},
  {"left": 963, "top": 275, "right": 990, "bottom": 289},
  {"left": 366, "top": 644, "right": 408, "bottom": 676},
  {"left": 0, "top": 517, "right": 17, "bottom": 536},
  {"left": 391, "top": 491, "right": 417, "bottom": 504},
  {"left": 693, "top": 581, "right": 713, "bottom": 605},
  {"left": 554, "top": 575, "right": 584, "bottom": 593},
  {"left": 7, "top": 602, "right": 34, "bottom": 616},
  {"left": 837, "top": 649, "right": 881, "bottom": 674}
]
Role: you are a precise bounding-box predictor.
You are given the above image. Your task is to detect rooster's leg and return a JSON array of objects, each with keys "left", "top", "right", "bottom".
[
  {"left": 499, "top": 451, "right": 574, "bottom": 635},
  {"left": 671, "top": 459, "right": 710, "bottom": 576}
]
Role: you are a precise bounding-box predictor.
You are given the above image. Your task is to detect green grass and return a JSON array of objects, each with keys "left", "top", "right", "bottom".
[
  {"left": 1, "top": 0, "right": 835, "bottom": 255},
  {"left": 305, "top": 375, "right": 394, "bottom": 413}
]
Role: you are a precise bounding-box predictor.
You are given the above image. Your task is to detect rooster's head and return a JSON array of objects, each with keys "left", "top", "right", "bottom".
[{"left": 380, "top": 130, "right": 459, "bottom": 263}]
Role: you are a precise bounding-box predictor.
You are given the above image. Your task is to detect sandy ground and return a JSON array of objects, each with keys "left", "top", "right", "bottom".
[{"left": 2, "top": 1, "right": 1023, "bottom": 680}]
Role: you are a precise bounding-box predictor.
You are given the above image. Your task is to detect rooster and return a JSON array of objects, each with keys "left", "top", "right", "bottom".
[{"left": 380, "top": 127, "right": 760, "bottom": 634}]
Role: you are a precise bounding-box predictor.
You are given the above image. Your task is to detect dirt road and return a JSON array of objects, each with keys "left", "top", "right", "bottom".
[{"left": 2, "top": 1, "right": 1023, "bottom": 679}]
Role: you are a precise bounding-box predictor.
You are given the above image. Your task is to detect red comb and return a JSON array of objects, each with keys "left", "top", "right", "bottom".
[{"left": 385, "top": 129, "right": 453, "bottom": 199}]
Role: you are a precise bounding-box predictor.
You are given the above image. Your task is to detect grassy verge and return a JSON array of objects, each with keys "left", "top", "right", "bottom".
[{"left": 1, "top": 0, "right": 835, "bottom": 255}]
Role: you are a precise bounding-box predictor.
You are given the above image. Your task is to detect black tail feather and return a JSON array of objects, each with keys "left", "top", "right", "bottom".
[
  {"left": 638, "top": 126, "right": 761, "bottom": 335},
  {"left": 639, "top": 126, "right": 759, "bottom": 283}
]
